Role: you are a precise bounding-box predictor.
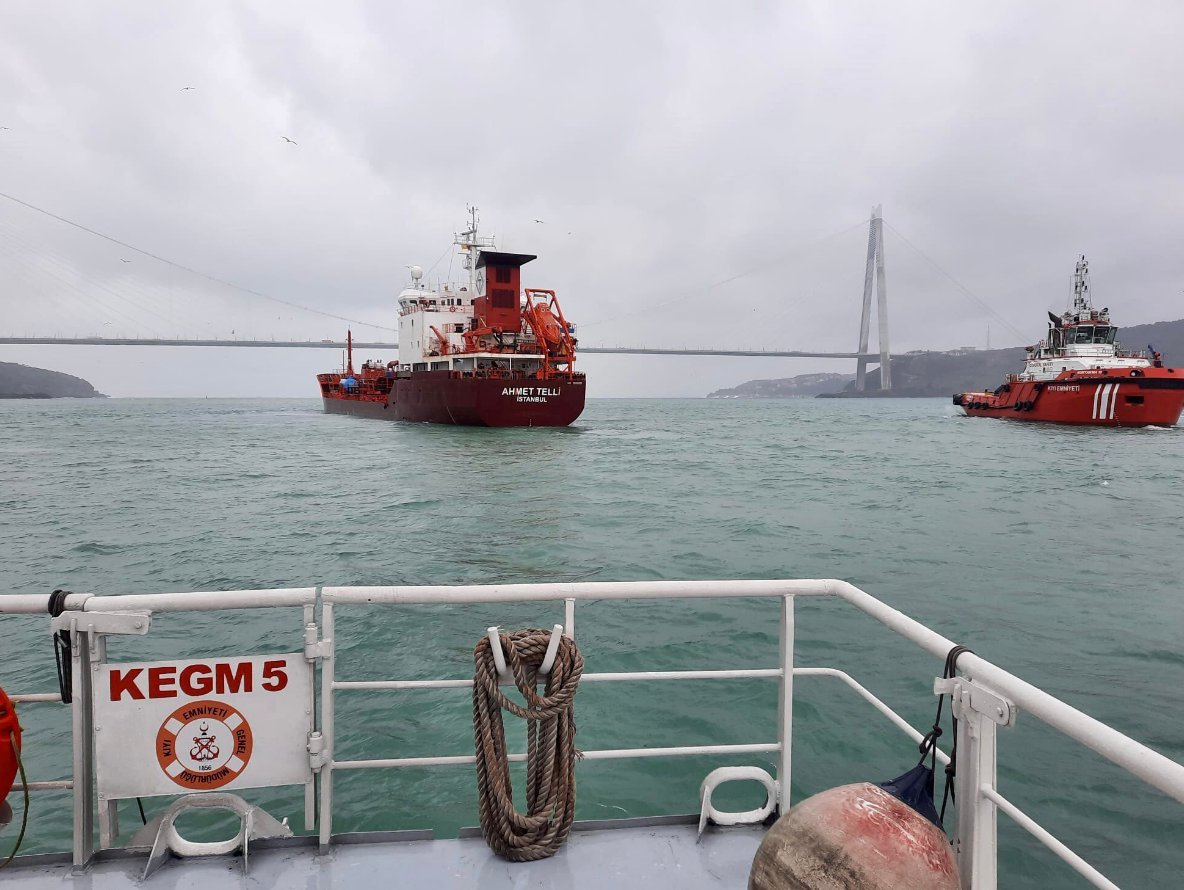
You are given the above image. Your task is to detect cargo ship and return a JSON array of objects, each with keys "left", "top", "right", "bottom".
[
  {"left": 953, "top": 257, "right": 1184, "bottom": 426},
  {"left": 317, "top": 210, "right": 585, "bottom": 426}
]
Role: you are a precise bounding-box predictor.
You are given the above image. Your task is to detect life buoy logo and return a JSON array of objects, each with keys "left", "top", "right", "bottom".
[{"left": 155, "top": 699, "right": 253, "bottom": 790}]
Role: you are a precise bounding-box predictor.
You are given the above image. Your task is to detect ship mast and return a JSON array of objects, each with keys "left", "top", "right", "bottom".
[
  {"left": 1072, "top": 256, "right": 1091, "bottom": 312},
  {"left": 454, "top": 204, "right": 496, "bottom": 293}
]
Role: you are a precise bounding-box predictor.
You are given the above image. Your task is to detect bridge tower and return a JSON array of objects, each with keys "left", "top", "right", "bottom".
[{"left": 855, "top": 205, "right": 891, "bottom": 391}]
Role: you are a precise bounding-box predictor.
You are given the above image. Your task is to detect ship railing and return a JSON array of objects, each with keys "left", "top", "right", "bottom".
[{"left": 2, "top": 581, "right": 1183, "bottom": 890}]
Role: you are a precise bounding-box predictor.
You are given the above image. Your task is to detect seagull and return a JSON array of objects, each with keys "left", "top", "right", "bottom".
[
  {"left": 281, "top": 136, "right": 298, "bottom": 145},
  {"left": 533, "top": 219, "right": 545, "bottom": 224},
  {"left": 120, "top": 258, "right": 132, "bottom": 263},
  {"left": 0, "top": 126, "right": 8, "bottom": 130},
  {"left": 180, "top": 86, "right": 195, "bottom": 91}
]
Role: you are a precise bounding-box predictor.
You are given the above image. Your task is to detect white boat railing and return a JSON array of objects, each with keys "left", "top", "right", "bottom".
[{"left": 1, "top": 579, "right": 1182, "bottom": 890}]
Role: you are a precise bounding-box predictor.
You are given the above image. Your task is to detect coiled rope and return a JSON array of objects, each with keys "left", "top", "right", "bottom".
[{"left": 472, "top": 628, "right": 583, "bottom": 861}]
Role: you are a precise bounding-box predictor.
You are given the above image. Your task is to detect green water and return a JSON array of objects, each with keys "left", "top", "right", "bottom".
[{"left": 1, "top": 397, "right": 1181, "bottom": 887}]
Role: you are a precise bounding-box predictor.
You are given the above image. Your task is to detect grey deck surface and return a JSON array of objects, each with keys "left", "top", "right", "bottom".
[{"left": 0, "top": 824, "right": 765, "bottom": 889}]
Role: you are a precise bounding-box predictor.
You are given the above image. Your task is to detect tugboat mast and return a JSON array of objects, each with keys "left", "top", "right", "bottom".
[{"left": 1072, "top": 256, "right": 1090, "bottom": 312}]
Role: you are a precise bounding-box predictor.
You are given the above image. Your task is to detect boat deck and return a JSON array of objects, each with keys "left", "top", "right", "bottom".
[{"left": 0, "top": 819, "right": 766, "bottom": 889}]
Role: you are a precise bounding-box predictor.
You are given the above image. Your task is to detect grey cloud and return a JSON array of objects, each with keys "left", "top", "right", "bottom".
[{"left": 2, "top": 1, "right": 1183, "bottom": 397}]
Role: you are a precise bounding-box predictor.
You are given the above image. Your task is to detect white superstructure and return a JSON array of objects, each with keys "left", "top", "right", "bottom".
[
  {"left": 1019, "top": 257, "right": 1152, "bottom": 382},
  {"left": 396, "top": 278, "right": 477, "bottom": 370},
  {"left": 392, "top": 207, "right": 564, "bottom": 378}
]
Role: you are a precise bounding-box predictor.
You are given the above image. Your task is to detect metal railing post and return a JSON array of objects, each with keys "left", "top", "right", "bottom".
[
  {"left": 318, "top": 601, "right": 335, "bottom": 851},
  {"left": 954, "top": 688, "right": 998, "bottom": 890},
  {"left": 564, "top": 597, "right": 575, "bottom": 640},
  {"left": 777, "top": 595, "right": 794, "bottom": 811},
  {"left": 304, "top": 601, "right": 317, "bottom": 831},
  {"left": 971, "top": 713, "right": 999, "bottom": 889},
  {"left": 70, "top": 624, "right": 95, "bottom": 868},
  {"left": 94, "top": 634, "right": 118, "bottom": 850}
]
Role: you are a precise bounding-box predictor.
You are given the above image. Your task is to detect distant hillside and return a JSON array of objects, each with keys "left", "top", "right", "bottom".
[
  {"left": 707, "top": 372, "right": 855, "bottom": 399},
  {"left": 0, "top": 362, "right": 105, "bottom": 399},
  {"left": 710, "top": 318, "right": 1184, "bottom": 399},
  {"left": 822, "top": 347, "right": 1030, "bottom": 398}
]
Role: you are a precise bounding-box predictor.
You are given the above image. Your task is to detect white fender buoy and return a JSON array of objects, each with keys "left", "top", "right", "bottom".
[{"left": 749, "top": 783, "right": 960, "bottom": 890}]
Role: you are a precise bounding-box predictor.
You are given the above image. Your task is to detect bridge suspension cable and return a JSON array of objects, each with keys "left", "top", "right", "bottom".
[
  {"left": 0, "top": 190, "right": 396, "bottom": 333},
  {"left": 577, "top": 216, "right": 871, "bottom": 329},
  {"left": 881, "top": 220, "right": 1026, "bottom": 342}
]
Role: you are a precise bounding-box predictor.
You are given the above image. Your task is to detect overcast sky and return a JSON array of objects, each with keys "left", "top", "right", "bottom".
[{"left": 2, "top": 1, "right": 1183, "bottom": 397}]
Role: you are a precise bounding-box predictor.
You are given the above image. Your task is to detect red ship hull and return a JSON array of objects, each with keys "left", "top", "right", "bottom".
[
  {"left": 321, "top": 372, "right": 586, "bottom": 427},
  {"left": 955, "top": 370, "right": 1184, "bottom": 427}
]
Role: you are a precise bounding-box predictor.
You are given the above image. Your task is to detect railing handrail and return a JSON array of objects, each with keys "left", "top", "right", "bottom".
[
  {"left": 320, "top": 578, "right": 1184, "bottom": 807},
  {"left": 321, "top": 579, "right": 825, "bottom": 602},
  {"left": 0, "top": 588, "right": 317, "bottom": 613},
  {"left": 4, "top": 580, "right": 1181, "bottom": 803},
  {"left": 825, "top": 580, "right": 1184, "bottom": 806}
]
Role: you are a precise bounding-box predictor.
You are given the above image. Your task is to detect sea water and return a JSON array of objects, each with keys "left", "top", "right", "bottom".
[{"left": 0, "top": 397, "right": 1181, "bottom": 887}]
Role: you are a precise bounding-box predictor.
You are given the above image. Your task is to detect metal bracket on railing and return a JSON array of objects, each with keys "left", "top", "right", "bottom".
[
  {"left": 935, "top": 677, "right": 1017, "bottom": 727},
  {"left": 128, "top": 792, "right": 292, "bottom": 878},
  {"left": 50, "top": 611, "right": 151, "bottom": 637},
  {"left": 487, "top": 624, "right": 565, "bottom": 679},
  {"left": 304, "top": 622, "right": 332, "bottom": 661},
  {"left": 697, "top": 766, "right": 778, "bottom": 840},
  {"left": 487, "top": 626, "right": 510, "bottom": 680},
  {"left": 538, "top": 624, "right": 564, "bottom": 676},
  {"left": 307, "top": 731, "right": 326, "bottom": 771}
]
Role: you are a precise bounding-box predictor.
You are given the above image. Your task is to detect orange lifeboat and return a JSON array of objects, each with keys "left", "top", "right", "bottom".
[{"left": 522, "top": 291, "right": 575, "bottom": 360}]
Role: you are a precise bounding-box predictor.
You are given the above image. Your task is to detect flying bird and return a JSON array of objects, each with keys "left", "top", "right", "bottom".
[
  {"left": 120, "top": 258, "right": 132, "bottom": 263},
  {"left": 533, "top": 219, "right": 545, "bottom": 224},
  {"left": 281, "top": 136, "right": 298, "bottom": 145},
  {"left": 180, "top": 86, "right": 195, "bottom": 91}
]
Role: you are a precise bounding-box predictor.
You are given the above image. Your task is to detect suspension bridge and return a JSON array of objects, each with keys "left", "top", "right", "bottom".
[
  {"left": 0, "top": 202, "right": 930, "bottom": 391},
  {"left": 0, "top": 337, "right": 881, "bottom": 362}
]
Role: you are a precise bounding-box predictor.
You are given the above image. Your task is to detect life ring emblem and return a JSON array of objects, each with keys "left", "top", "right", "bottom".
[{"left": 155, "top": 699, "right": 254, "bottom": 790}]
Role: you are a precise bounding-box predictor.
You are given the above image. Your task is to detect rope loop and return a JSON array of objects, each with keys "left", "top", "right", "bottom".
[
  {"left": 917, "top": 723, "right": 942, "bottom": 758},
  {"left": 934, "top": 644, "right": 974, "bottom": 824},
  {"left": 48, "top": 589, "right": 73, "bottom": 704},
  {"left": 472, "top": 628, "right": 583, "bottom": 861}
]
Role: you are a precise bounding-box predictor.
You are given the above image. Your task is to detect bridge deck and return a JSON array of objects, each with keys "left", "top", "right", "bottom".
[{"left": 0, "top": 336, "right": 880, "bottom": 360}]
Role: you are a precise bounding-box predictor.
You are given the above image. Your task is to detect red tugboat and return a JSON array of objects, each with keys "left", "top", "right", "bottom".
[
  {"left": 316, "top": 209, "right": 585, "bottom": 426},
  {"left": 954, "top": 257, "right": 1184, "bottom": 426}
]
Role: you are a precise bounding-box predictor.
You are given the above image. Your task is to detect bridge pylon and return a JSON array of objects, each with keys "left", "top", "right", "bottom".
[{"left": 855, "top": 205, "right": 891, "bottom": 391}]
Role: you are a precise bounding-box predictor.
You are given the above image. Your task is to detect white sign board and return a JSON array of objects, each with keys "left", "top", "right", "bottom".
[{"left": 94, "top": 653, "right": 311, "bottom": 799}]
